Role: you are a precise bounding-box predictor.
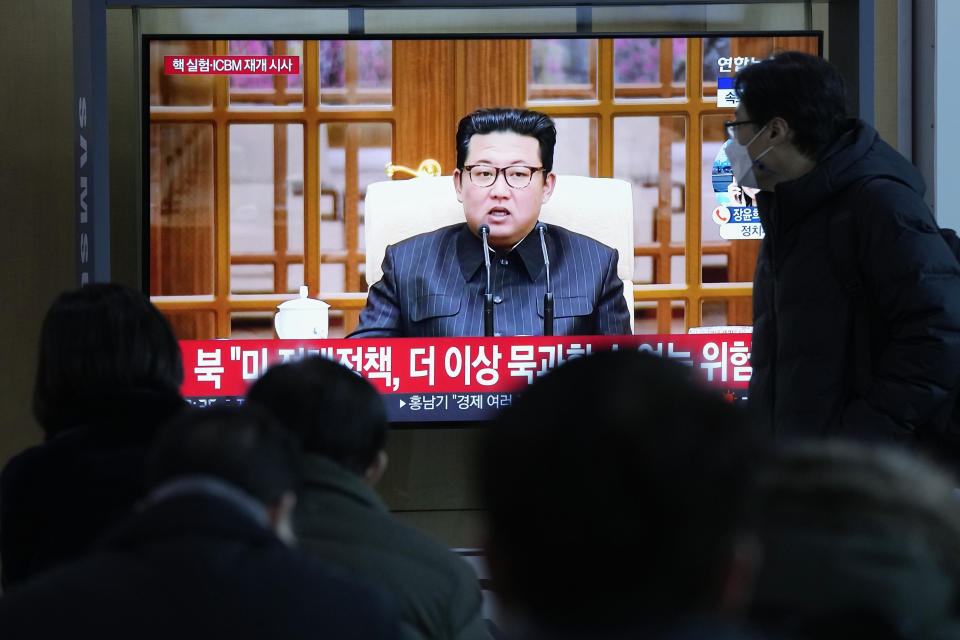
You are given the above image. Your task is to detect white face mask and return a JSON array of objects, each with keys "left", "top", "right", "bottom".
[{"left": 726, "top": 125, "right": 772, "bottom": 190}]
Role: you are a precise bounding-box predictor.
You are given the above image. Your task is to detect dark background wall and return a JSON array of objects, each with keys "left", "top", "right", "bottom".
[{"left": 0, "top": 1, "right": 75, "bottom": 465}]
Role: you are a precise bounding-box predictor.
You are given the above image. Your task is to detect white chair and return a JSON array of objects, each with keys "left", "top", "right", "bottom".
[{"left": 363, "top": 175, "right": 635, "bottom": 332}]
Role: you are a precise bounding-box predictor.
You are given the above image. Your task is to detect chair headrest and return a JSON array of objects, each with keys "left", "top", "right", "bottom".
[{"left": 364, "top": 175, "right": 634, "bottom": 287}]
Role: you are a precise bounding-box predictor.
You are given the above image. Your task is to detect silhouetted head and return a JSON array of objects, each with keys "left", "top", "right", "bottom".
[
  {"left": 246, "top": 356, "right": 388, "bottom": 476},
  {"left": 750, "top": 441, "right": 960, "bottom": 639},
  {"left": 481, "top": 349, "right": 764, "bottom": 633},
  {"left": 147, "top": 404, "right": 301, "bottom": 508},
  {"left": 33, "top": 283, "right": 183, "bottom": 435},
  {"left": 734, "top": 51, "right": 848, "bottom": 159}
]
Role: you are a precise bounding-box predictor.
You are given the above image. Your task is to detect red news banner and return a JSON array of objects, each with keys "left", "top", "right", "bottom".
[
  {"left": 180, "top": 335, "right": 752, "bottom": 423},
  {"left": 163, "top": 56, "right": 300, "bottom": 75}
]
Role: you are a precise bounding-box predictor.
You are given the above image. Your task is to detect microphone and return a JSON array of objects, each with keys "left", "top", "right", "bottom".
[
  {"left": 479, "top": 224, "right": 494, "bottom": 337},
  {"left": 537, "top": 222, "right": 554, "bottom": 336}
]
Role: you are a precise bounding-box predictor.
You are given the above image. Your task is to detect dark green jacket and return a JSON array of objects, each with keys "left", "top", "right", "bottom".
[{"left": 295, "top": 454, "right": 491, "bottom": 640}]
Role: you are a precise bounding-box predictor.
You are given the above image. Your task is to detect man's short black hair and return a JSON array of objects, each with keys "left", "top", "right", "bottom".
[
  {"left": 33, "top": 283, "right": 184, "bottom": 435},
  {"left": 146, "top": 405, "right": 301, "bottom": 506},
  {"left": 481, "top": 350, "right": 764, "bottom": 632},
  {"left": 734, "top": 51, "right": 848, "bottom": 159},
  {"left": 246, "top": 357, "right": 388, "bottom": 475},
  {"left": 456, "top": 107, "right": 557, "bottom": 174}
]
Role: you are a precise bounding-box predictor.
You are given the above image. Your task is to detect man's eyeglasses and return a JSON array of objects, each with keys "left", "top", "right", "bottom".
[
  {"left": 725, "top": 120, "right": 757, "bottom": 140},
  {"left": 462, "top": 165, "right": 545, "bottom": 189}
]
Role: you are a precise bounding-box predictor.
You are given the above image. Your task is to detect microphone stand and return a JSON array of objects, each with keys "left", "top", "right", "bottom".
[
  {"left": 479, "top": 225, "right": 495, "bottom": 337},
  {"left": 537, "top": 222, "right": 553, "bottom": 336}
]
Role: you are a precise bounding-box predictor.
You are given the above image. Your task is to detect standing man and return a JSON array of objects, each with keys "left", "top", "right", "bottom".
[
  {"left": 731, "top": 52, "right": 960, "bottom": 444},
  {"left": 350, "top": 107, "right": 631, "bottom": 337}
]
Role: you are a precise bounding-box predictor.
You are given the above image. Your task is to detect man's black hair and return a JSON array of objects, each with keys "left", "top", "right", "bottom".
[
  {"left": 246, "top": 356, "right": 388, "bottom": 475},
  {"left": 146, "top": 405, "right": 301, "bottom": 506},
  {"left": 481, "top": 350, "right": 764, "bottom": 632},
  {"left": 456, "top": 107, "right": 557, "bottom": 174},
  {"left": 32, "top": 283, "right": 184, "bottom": 435},
  {"left": 734, "top": 51, "right": 848, "bottom": 159}
]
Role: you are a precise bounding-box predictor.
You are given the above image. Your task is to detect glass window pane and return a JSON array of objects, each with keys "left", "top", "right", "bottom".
[
  {"left": 229, "top": 40, "right": 304, "bottom": 106},
  {"left": 701, "top": 37, "right": 732, "bottom": 98},
  {"left": 286, "top": 124, "right": 305, "bottom": 271},
  {"left": 701, "top": 299, "right": 729, "bottom": 327},
  {"left": 320, "top": 40, "right": 392, "bottom": 106},
  {"left": 634, "top": 302, "right": 658, "bottom": 334},
  {"left": 528, "top": 39, "right": 596, "bottom": 101},
  {"left": 149, "top": 41, "right": 214, "bottom": 106},
  {"left": 231, "top": 311, "right": 275, "bottom": 339},
  {"left": 702, "top": 253, "right": 728, "bottom": 283},
  {"left": 231, "top": 264, "right": 274, "bottom": 294},
  {"left": 634, "top": 256, "right": 653, "bottom": 285},
  {"left": 700, "top": 298, "right": 753, "bottom": 328},
  {"left": 613, "top": 115, "right": 686, "bottom": 284},
  {"left": 229, "top": 123, "right": 305, "bottom": 295},
  {"left": 285, "top": 40, "right": 304, "bottom": 92},
  {"left": 613, "top": 38, "right": 685, "bottom": 101},
  {"left": 319, "top": 122, "right": 393, "bottom": 291},
  {"left": 672, "top": 39, "right": 687, "bottom": 84},
  {"left": 321, "top": 262, "right": 346, "bottom": 297},
  {"left": 287, "top": 263, "right": 305, "bottom": 292},
  {"left": 552, "top": 117, "right": 596, "bottom": 176},
  {"left": 633, "top": 300, "right": 686, "bottom": 335},
  {"left": 150, "top": 123, "right": 215, "bottom": 296},
  {"left": 670, "top": 255, "right": 684, "bottom": 286},
  {"left": 327, "top": 311, "right": 347, "bottom": 339}
]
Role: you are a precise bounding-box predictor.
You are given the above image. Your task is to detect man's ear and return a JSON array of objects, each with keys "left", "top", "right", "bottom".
[
  {"left": 767, "top": 116, "right": 791, "bottom": 146},
  {"left": 541, "top": 172, "right": 556, "bottom": 205},
  {"left": 364, "top": 449, "right": 389, "bottom": 486},
  {"left": 267, "top": 491, "right": 298, "bottom": 546},
  {"left": 454, "top": 169, "right": 465, "bottom": 203}
]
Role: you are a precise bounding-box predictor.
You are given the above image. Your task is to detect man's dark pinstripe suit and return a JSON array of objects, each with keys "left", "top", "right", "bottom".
[{"left": 350, "top": 223, "right": 632, "bottom": 337}]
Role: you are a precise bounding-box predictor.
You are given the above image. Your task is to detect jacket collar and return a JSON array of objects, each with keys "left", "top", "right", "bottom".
[
  {"left": 99, "top": 491, "right": 281, "bottom": 551},
  {"left": 456, "top": 222, "right": 548, "bottom": 283},
  {"left": 766, "top": 119, "right": 924, "bottom": 236},
  {"left": 300, "top": 453, "right": 389, "bottom": 513}
]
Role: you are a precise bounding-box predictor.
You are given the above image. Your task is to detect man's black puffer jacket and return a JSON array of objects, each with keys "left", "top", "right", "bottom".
[{"left": 748, "top": 119, "right": 960, "bottom": 443}]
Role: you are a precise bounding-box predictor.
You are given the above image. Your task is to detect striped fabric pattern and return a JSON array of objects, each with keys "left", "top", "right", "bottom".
[{"left": 350, "top": 223, "right": 632, "bottom": 338}]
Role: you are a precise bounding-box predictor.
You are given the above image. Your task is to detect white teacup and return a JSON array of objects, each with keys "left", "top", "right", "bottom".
[{"left": 275, "top": 286, "right": 330, "bottom": 339}]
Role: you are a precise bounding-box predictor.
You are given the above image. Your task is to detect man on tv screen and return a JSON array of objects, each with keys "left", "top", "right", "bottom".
[{"left": 350, "top": 107, "right": 632, "bottom": 338}]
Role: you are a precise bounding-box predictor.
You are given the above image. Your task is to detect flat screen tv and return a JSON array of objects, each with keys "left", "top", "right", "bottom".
[{"left": 142, "top": 31, "right": 820, "bottom": 420}]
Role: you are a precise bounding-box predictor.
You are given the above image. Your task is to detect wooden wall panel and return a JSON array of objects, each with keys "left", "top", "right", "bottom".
[
  {"left": 394, "top": 40, "right": 458, "bottom": 175},
  {"left": 463, "top": 39, "right": 525, "bottom": 113},
  {"left": 774, "top": 36, "right": 820, "bottom": 55}
]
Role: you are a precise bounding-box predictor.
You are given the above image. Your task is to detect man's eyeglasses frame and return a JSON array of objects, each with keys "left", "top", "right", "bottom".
[
  {"left": 725, "top": 120, "right": 757, "bottom": 140},
  {"left": 462, "top": 165, "right": 546, "bottom": 189}
]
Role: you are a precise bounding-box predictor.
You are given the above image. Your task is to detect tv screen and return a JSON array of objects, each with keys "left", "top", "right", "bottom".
[{"left": 143, "top": 32, "right": 819, "bottom": 419}]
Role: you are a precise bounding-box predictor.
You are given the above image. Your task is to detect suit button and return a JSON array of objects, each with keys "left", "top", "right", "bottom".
[
  {"left": 493, "top": 295, "right": 503, "bottom": 304},
  {"left": 500, "top": 258, "right": 509, "bottom": 266}
]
